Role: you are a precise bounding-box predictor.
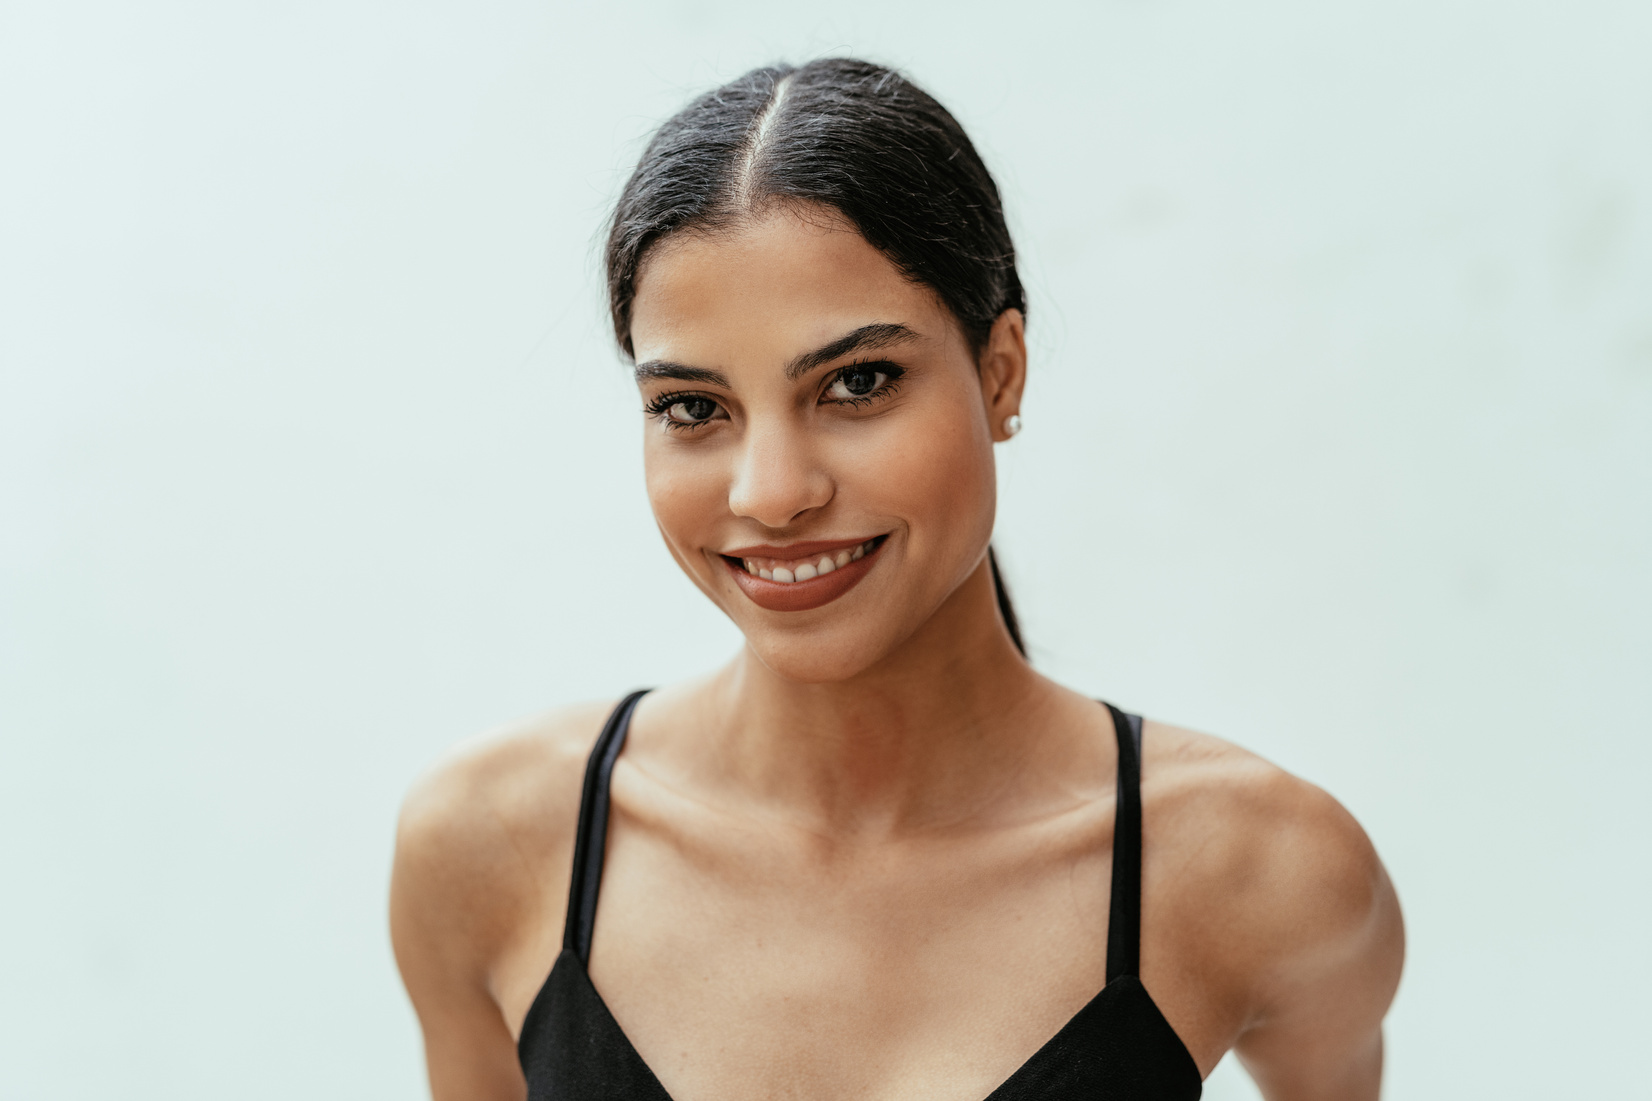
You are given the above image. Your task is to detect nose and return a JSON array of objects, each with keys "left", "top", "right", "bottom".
[{"left": 727, "top": 420, "right": 834, "bottom": 529}]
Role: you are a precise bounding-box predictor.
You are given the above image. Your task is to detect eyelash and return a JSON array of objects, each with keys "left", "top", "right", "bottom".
[
  {"left": 826, "top": 359, "right": 906, "bottom": 407},
  {"left": 642, "top": 390, "right": 711, "bottom": 420},
  {"left": 643, "top": 361, "right": 907, "bottom": 431}
]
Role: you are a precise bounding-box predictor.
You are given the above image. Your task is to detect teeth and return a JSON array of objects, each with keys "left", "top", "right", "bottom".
[{"left": 740, "top": 538, "right": 878, "bottom": 583}]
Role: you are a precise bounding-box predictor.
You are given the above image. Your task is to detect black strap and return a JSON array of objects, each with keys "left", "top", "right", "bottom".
[
  {"left": 1104, "top": 703, "right": 1145, "bottom": 982},
  {"left": 563, "top": 690, "right": 650, "bottom": 964},
  {"left": 565, "top": 692, "right": 1144, "bottom": 978}
]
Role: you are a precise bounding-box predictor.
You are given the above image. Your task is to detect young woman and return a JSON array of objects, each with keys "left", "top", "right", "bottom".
[{"left": 391, "top": 58, "right": 1404, "bottom": 1101}]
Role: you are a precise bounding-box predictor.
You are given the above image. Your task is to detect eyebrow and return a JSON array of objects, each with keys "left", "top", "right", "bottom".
[
  {"left": 632, "top": 322, "right": 919, "bottom": 387},
  {"left": 631, "top": 362, "right": 731, "bottom": 386},
  {"left": 783, "top": 322, "right": 919, "bottom": 380}
]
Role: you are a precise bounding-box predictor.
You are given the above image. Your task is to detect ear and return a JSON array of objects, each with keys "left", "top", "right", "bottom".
[{"left": 978, "top": 309, "right": 1027, "bottom": 442}]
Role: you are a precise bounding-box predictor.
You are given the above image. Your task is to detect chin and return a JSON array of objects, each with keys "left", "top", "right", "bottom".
[{"left": 740, "top": 620, "right": 908, "bottom": 684}]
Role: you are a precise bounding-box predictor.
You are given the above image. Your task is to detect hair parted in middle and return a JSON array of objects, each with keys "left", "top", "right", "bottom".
[{"left": 604, "top": 57, "right": 1026, "bottom": 360}]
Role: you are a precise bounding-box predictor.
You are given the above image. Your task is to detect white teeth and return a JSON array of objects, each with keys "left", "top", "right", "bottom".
[{"left": 743, "top": 539, "right": 877, "bottom": 583}]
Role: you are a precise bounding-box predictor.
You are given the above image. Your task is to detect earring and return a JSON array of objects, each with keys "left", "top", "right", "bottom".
[{"left": 1002, "top": 414, "right": 1022, "bottom": 438}]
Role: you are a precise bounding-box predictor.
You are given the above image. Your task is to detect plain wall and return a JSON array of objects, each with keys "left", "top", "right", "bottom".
[{"left": 2, "top": 1, "right": 1648, "bottom": 1097}]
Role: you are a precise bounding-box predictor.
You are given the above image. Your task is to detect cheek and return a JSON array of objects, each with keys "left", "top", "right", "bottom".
[
  {"left": 643, "top": 439, "right": 724, "bottom": 549},
  {"left": 851, "top": 388, "right": 996, "bottom": 546}
]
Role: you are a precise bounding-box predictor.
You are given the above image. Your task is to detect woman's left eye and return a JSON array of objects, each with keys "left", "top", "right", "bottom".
[{"left": 825, "top": 365, "right": 890, "bottom": 402}]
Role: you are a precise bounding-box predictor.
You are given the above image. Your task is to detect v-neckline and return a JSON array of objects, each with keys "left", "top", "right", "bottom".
[{"left": 549, "top": 949, "right": 1199, "bottom": 1101}]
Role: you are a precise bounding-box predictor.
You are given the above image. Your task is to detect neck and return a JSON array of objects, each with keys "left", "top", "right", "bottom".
[{"left": 693, "top": 558, "right": 1064, "bottom": 837}]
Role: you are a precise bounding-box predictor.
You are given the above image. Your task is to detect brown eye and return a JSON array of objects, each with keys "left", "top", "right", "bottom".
[
  {"left": 826, "top": 366, "right": 887, "bottom": 401},
  {"left": 665, "top": 397, "right": 718, "bottom": 424}
]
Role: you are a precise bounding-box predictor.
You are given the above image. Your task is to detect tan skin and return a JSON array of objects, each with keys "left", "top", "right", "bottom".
[{"left": 391, "top": 206, "right": 1404, "bottom": 1101}]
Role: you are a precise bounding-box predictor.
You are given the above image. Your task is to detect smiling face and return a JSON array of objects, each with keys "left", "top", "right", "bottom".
[{"left": 628, "top": 206, "right": 1025, "bottom": 684}]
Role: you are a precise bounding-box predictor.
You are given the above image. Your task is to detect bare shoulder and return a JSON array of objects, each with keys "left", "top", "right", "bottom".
[
  {"left": 390, "top": 698, "right": 619, "bottom": 986},
  {"left": 1141, "top": 721, "right": 1403, "bottom": 1019}
]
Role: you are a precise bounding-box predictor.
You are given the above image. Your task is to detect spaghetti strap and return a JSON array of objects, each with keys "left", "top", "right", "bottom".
[
  {"left": 1103, "top": 703, "right": 1144, "bottom": 983},
  {"left": 521, "top": 693, "right": 1203, "bottom": 1100},
  {"left": 563, "top": 690, "right": 650, "bottom": 964}
]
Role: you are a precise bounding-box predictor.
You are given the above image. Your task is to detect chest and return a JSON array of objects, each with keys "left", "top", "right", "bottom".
[{"left": 574, "top": 810, "right": 1126, "bottom": 1101}]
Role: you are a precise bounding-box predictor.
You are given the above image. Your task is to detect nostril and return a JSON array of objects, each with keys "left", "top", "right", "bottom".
[{"left": 728, "top": 460, "right": 833, "bottom": 528}]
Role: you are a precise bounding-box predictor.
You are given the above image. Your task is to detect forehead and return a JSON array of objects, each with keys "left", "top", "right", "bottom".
[{"left": 628, "top": 209, "right": 951, "bottom": 368}]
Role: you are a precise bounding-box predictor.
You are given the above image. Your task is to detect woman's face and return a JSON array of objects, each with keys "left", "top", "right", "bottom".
[{"left": 628, "top": 207, "right": 1024, "bottom": 684}]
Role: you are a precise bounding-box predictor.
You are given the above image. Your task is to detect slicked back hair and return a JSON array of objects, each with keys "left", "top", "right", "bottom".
[{"left": 605, "top": 58, "right": 1025, "bottom": 359}]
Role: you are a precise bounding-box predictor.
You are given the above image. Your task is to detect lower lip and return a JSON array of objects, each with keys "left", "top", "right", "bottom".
[{"left": 723, "top": 540, "right": 885, "bottom": 612}]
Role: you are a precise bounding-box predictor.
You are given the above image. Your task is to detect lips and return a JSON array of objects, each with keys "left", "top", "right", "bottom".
[{"left": 720, "top": 536, "right": 887, "bottom": 612}]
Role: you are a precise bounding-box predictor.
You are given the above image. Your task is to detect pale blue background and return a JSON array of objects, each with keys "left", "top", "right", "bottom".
[{"left": 2, "top": 1, "right": 1648, "bottom": 1097}]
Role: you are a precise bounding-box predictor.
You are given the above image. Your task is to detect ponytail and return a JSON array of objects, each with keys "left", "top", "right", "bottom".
[{"left": 987, "top": 546, "right": 1025, "bottom": 657}]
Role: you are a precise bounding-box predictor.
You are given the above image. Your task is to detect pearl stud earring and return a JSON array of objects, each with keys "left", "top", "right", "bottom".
[{"left": 1002, "top": 414, "right": 1022, "bottom": 438}]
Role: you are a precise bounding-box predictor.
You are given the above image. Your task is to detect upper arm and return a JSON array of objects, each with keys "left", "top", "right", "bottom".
[
  {"left": 389, "top": 702, "right": 614, "bottom": 1101},
  {"left": 1225, "top": 776, "right": 1405, "bottom": 1101},
  {"left": 391, "top": 771, "right": 529, "bottom": 1101}
]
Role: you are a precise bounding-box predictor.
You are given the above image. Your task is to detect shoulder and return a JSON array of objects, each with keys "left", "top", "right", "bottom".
[
  {"left": 1141, "top": 722, "right": 1402, "bottom": 1020},
  {"left": 1145, "top": 723, "right": 1383, "bottom": 904},
  {"left": 390, "top": 698, "right": 619, "bottom": 985},
  {"left": 395, "top": 697, "right": 618, "bottom": 859}
]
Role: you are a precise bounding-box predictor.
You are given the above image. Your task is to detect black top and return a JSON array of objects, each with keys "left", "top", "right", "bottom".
[{"left": 518, "top": 692, "right": 1203, "bottom": 1099}]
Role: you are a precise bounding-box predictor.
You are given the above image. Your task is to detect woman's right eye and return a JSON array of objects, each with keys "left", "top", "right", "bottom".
[{"left": 660, "top": 396, "right": 719, "bottom": 426}]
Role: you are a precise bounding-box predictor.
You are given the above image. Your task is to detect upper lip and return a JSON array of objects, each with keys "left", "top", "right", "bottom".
[{"left": 720, "top": 536, "right": 882, "bottom": 559}]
